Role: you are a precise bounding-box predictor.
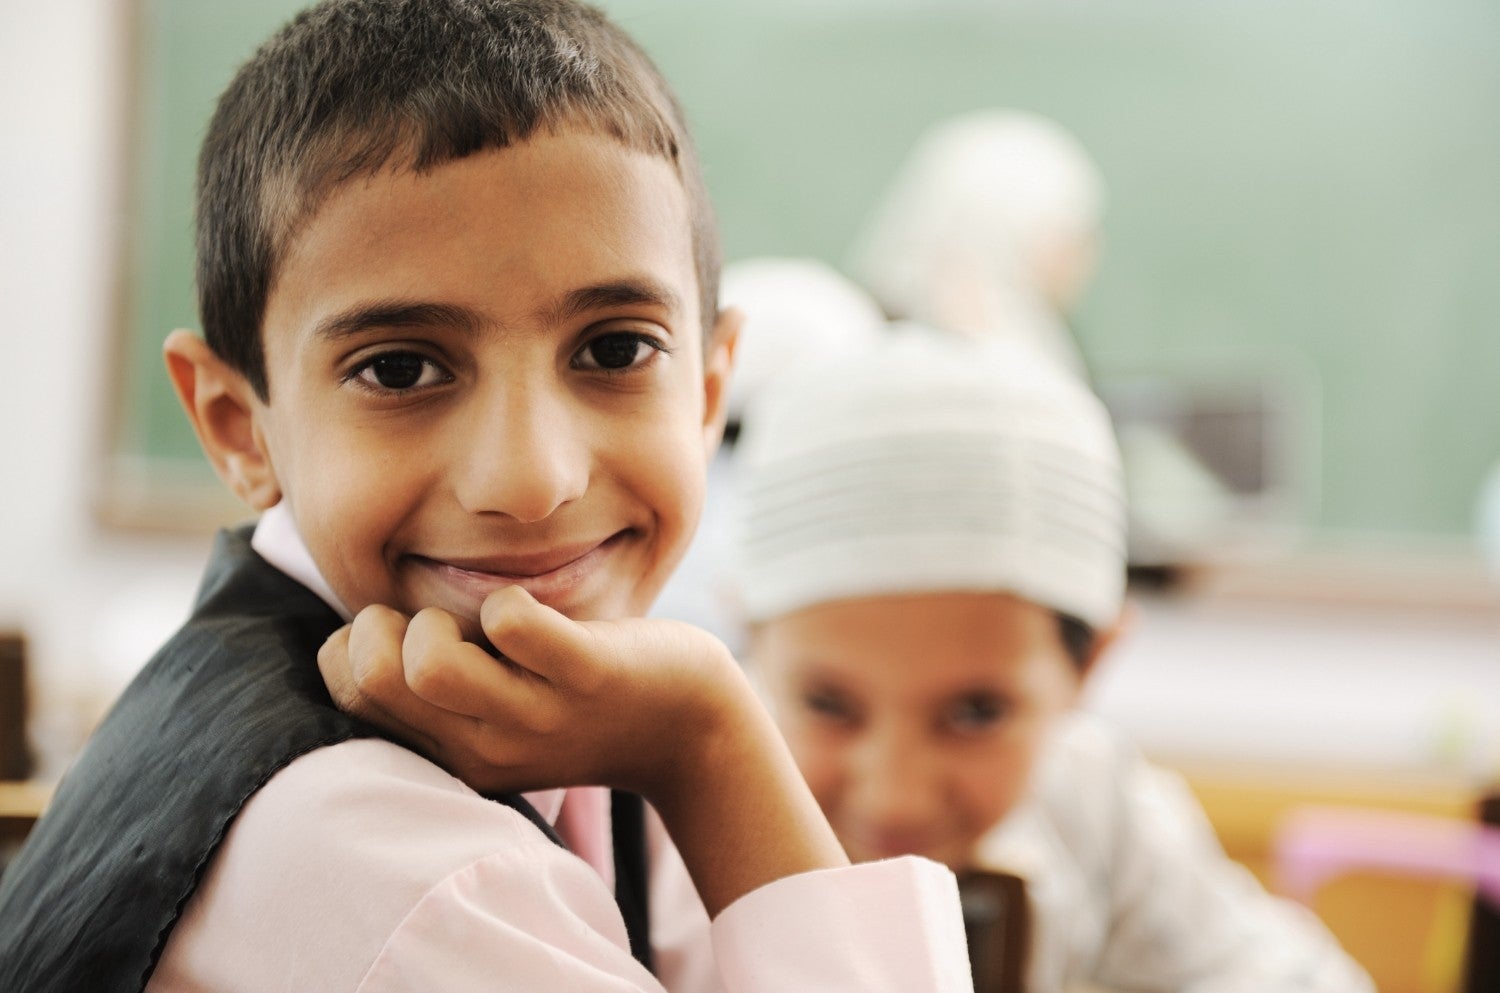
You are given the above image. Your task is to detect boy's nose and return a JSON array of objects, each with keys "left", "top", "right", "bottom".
[
  {"left": 455, "top": 382, "right": 589, "bottom": 523},
  {"left": 846, "top": 726, "right": 944, "bottom": 846}
]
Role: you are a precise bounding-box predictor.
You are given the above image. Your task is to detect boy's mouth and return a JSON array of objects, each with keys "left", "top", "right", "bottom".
[{"left": 406, "top": 530, "right": 635, "bottom": 614}]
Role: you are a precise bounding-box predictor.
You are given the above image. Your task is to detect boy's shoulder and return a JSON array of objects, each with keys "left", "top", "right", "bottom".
[
  {"left": 1038, "top": 712, "right": 1207, "bottom": 829},
  {"left": 0, "top": 527, "right": 583, "bottom": 993},
  {"left": 101, "top": 524, "right": 370, "bottom": 778},
  {"left": 1038, "top": 710, "right": 1145, "bottom": 786},
  {"left": 0, "top": 527, "right": 368, "bottom": 993},
  {"left": 153, "top": 739, "right": 616, "bottom": 991}
]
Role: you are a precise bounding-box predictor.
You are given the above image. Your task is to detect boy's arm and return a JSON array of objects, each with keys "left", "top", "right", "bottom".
[
  {"left": 319, "top": 587, "right": 845, "bottom": 919},
  {"left": 153, "top": 735, "right": 967, "bottom": 993}
]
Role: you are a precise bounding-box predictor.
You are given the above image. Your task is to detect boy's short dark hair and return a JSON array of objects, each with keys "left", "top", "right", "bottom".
[
  {"left": 197, "top": 0, "right": 720, "bottom": 400},
  {"left": 1055, "top": 612, "right": 1096, "bottom": 671}
]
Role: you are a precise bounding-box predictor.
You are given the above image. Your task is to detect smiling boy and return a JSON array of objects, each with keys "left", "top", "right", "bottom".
[
  {"left": 0, "top": 3, "right": 969, "bottom": 991},
  {"left": 215, "top": 130, "right": 710, "bottom": 629}
]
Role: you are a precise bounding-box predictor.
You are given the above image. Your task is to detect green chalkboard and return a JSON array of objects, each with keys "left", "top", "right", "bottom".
[{"left": 110, "top": 0, "right": 1500, "bottom": 539}]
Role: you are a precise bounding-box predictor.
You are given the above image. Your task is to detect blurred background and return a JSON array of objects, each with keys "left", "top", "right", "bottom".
[{"left": 1, "top": 1, "right": 1498, "bottom": 989}]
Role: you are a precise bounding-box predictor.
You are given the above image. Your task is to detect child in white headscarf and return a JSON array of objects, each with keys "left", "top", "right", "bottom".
[
  {"left": 733, "top": 326, "right": 1373, "bottom": 993},
  {"left": 847, "top": 110, "right": 1103, "bottom": 376}
]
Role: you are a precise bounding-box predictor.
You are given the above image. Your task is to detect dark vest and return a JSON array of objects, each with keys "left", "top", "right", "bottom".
[{"left": 0, "top": 528, "right": 651, "bottom": 991}]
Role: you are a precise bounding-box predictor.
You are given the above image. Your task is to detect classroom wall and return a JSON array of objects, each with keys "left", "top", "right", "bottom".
[
  {"left": 0, "top": 0, "right": 212, "bottom": 775},
  {"left": 0, "top": 0, "right": 110, "bottom": 575}
]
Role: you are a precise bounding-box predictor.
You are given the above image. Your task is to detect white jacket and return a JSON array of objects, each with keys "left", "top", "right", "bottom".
[{"left": 976, "top": 712, "right": 1374, "bottom": 993}]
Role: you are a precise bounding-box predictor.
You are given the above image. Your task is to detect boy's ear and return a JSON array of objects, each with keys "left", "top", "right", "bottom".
[
  {"left": 162, "top": 330, "right": 282, "bottom": 511},
  {"left": 700, "top": 306, "right": 743, "bottom": 456}
]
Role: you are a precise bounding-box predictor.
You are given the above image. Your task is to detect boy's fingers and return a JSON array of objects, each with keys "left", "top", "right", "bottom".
[
  {"left": 323, "top": 602, "right": 574, "bottom": 782},
  {"left": 344, "top": 605, "right": 414, "bottom": 704},
  {"left": 320, "top": 607, "right": 413, "bottom": 722},
  {"left": 478, "top": 585, "right": 591, "bottom": 685},
  {"left": 317, "top": 625, "right": 360, "bottom": 713},
  {"left": 321, "top": 606, "right": 444, "bottom": 757},
  {"left": 401, "top": 607, "right": 538, "bottom": 719},
  {"left": 401, "top": 605, "right": 571, "bottom": 766}
]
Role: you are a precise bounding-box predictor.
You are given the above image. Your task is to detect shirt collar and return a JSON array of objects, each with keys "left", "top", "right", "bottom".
[{"left": 250, "top": 501, "right": 353, "bottom": 622}]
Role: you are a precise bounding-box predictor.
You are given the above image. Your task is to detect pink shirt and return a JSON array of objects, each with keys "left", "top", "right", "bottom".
[{"left": 147, "top": 506, "right": 971, "bottom": 991}]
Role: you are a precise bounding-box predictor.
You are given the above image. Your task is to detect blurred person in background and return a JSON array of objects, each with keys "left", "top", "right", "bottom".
[
  {"left": 732, "top": 326, "right": 1373, "bottom": 993},
  {"left": 846, "top": 109, "right": 1102, "bottom": 377},
  {"left": 848, "top": 108, "right": 1251, "bottom": 566}
]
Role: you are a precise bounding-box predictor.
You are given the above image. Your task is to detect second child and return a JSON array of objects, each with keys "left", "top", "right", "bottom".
[{"left": 730, "top": 328, "right": 1374, "bottom": 993}]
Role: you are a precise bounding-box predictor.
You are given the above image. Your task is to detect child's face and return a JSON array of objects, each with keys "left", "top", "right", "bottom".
[
  {"left": 753, "top": 592, "right": 1087, "bottom": 870},
  {"left": 242, "top": 130, "right": 733, "bottom": 629}
]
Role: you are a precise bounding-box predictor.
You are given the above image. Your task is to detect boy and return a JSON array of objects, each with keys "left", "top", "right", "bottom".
[
  {"left": 0, "top": 3, "right": 969, "bottom": 991},
  {"left": 731, "top": 329, "right": 1374, "bottom": 992}
]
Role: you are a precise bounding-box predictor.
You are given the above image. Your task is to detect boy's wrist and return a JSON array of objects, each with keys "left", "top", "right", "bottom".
[
  {"left": 636, "top": 651, "right": 849, "bottom": 918},
  {"left": 618, "top": 635, "right": 754, "bottom": 803}
]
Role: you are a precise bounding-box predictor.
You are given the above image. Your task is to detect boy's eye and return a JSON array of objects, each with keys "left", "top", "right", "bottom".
[
  {"left": 804, "top": 687, "right": 860, "bottom": 727},
  {"left": 352, "top": 352, "right": 448, "bottom": 391},
  {"left": 574, "top": 332, "right": 663, "bottom": 372},
  {"left": 942, "top": 693, "right": 1007, "bottom": 735}
]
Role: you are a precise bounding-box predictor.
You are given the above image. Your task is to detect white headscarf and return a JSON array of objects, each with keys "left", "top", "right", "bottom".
[
  {"left": 719, "top": 256, "right": 886, "bottom": 423},
  {"left": 847, "top": 110, "right": 1104, "bottom": 375},
  {"left": 733, "top": 327, "right": 1126, "bottom": 629}
]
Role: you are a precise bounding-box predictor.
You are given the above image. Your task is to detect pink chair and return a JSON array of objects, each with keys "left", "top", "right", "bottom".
[
  {"left": 1273, "top": 805, "right": 1500, "bottom": 909},
  {"left": 1273, "top": 803, "right": 1500, "bottom": 992}
]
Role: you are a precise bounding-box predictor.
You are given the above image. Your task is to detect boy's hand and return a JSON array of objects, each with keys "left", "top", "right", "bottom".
[
  {"left": 318, "top": 586, "right": 849, "bottom": 917},
  {"left": 318, "top": 586, "right": 735, "bottom": 799}
]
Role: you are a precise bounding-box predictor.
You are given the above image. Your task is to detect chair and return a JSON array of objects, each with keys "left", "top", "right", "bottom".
[{"left": 1274, "top": 803, "right": 1500, "bottom": 993}]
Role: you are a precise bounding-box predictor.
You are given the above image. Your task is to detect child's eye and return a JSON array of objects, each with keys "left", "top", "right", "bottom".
[
  {"left": 943, "top": 693, "right": 1007, "bottom": 735},
  {"left": 351, "top": 351, "right": 450, "bottom": 392},
  {"left": 573, "top": 332, "right": 665, "bottom": 372},
  {"left": 804, "top": 688, "right": 860, "bottom": 727}
]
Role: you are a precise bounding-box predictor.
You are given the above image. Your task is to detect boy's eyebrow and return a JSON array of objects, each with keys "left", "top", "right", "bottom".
[
  {"left": 544, "top": 277, "right": 683, "bottom": 326},
  {"left": 311, "top": 301, "right": 484, "bottom": 341},
  {"left": 310, "top": 278, "right": 682, "bottom": 343}
]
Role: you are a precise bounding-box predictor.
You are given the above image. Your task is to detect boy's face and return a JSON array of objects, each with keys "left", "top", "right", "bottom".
[
  {"left": 753, "top": 592, "right": 1087, "bottom": 870},
  {"left": 230, "top": 130, "right": 733, "bottom": 630}
]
